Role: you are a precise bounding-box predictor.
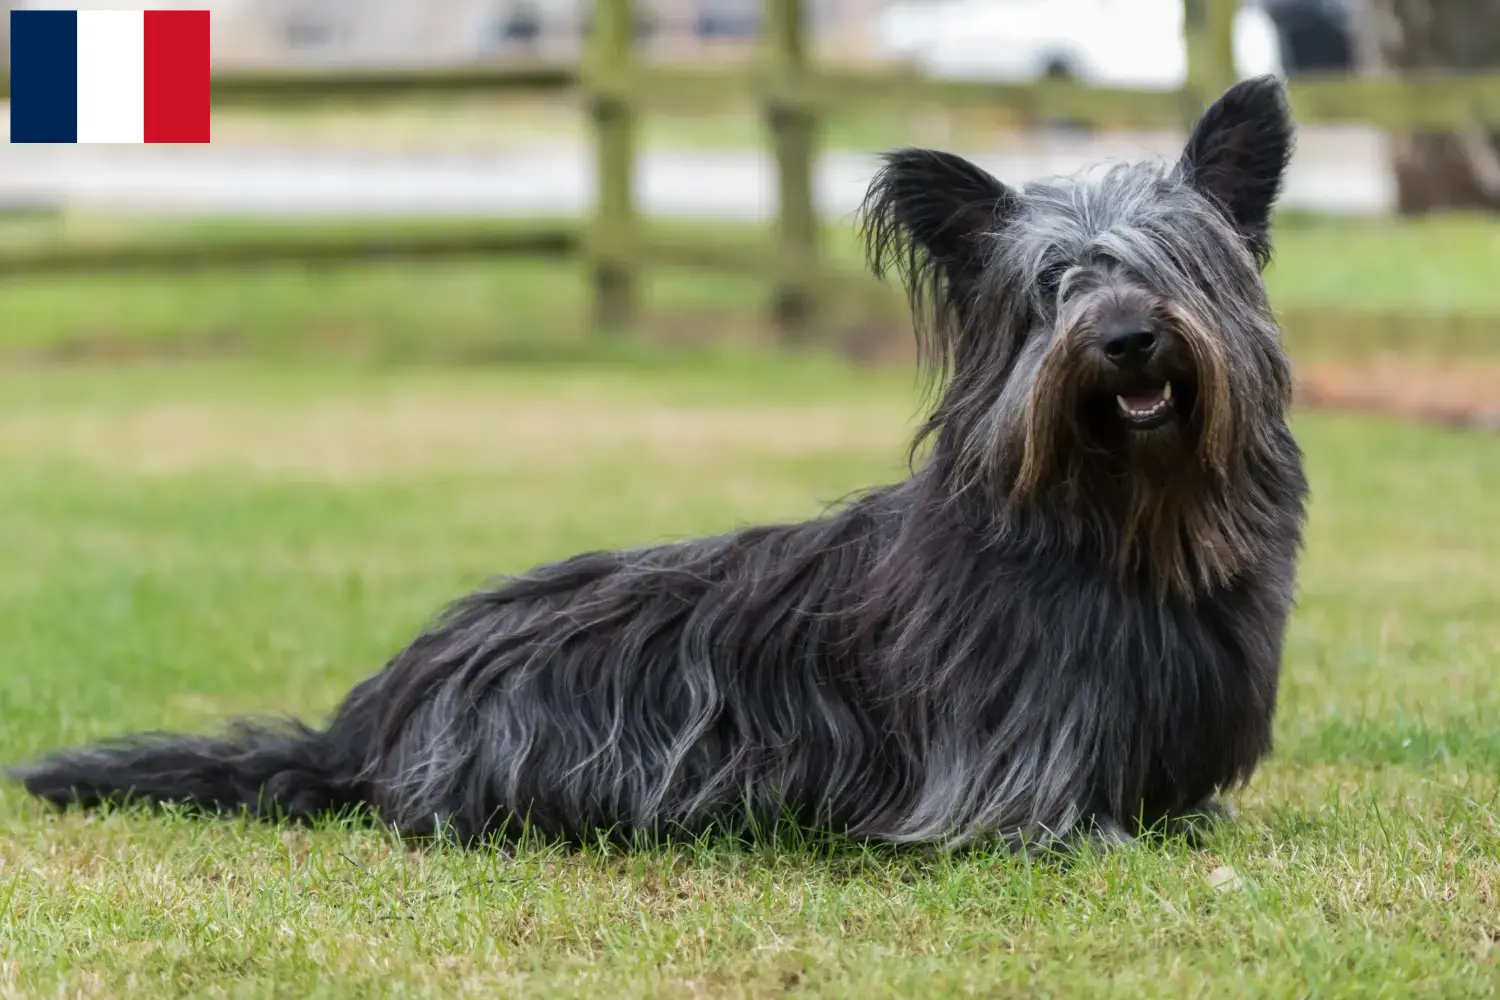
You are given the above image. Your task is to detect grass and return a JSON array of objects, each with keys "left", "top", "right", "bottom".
[
  {"left": 0, "top": 356, "right": 1497, "bottom": 997},
  {"left": 1, "top": 212, "right": 1499, "bottom": 363}
]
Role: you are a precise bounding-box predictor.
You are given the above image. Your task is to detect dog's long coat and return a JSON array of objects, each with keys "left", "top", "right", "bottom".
[{"left": 13, "top": 78, "right": 1308, "bottom": 850}]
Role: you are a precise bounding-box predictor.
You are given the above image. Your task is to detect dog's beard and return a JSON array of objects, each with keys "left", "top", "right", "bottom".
[{"left": 1003, "top": 307, "right": 1252, "bottom": 597}]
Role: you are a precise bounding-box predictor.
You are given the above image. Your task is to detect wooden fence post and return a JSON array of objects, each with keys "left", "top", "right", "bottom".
[
  {"left": 588, "top": 0, "right": 637, "bottom": 332},
  {"left": 1183, "top": 0, "right": 1238, "bottom": 118},
  {"left": 764, "top": 0, "right": 818, "bottom": 343}
]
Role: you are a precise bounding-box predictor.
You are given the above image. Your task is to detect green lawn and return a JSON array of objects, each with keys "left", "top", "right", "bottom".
[{"left": 0, "top": 358, "right": 1496, "bottom": 997}]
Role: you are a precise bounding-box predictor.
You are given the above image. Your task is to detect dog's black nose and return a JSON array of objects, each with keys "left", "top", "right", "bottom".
[{"left": 1101, "top": 322, "right": 1158, "bottom": 369}]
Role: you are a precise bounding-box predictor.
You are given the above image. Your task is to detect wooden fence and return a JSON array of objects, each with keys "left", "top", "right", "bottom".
[{"left": 6, "top": 0, "right": 1500, "bottom": 341}]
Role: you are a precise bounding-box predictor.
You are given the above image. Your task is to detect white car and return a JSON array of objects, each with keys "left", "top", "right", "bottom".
[{"left": 875, "top": 0, "right": 1283, "bottom": 91}]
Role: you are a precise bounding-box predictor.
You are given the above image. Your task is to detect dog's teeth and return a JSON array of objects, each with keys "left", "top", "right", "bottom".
[
  {"left": 1163, "top": 382, "right": 1173, "bottom": 401},
  {"left": 1117, "top": 395, "right": 1129, "bottom": 411}
]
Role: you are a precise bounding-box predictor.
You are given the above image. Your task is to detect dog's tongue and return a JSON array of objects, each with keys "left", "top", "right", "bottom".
[{"left": 1121, "top": 386, "right": 1167, "bottom": 409}]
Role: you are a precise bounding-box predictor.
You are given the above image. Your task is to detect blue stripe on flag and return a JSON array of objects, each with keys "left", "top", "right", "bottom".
[{"left": 10, "top": 10, "right": 80, "bottom": 143}]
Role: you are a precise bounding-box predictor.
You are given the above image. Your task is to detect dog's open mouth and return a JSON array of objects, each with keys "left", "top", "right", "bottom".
[{"left": 1116, "top": 382, "right": 1176, "bottom": 430}]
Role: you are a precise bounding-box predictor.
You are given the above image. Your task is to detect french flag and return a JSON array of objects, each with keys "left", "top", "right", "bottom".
[{"left": 10, "top": 9, "right": 210, "bottom": 144}]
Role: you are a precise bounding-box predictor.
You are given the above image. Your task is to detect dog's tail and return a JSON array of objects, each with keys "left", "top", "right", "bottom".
[{"left": 8, "top": 718, "right": 370, "bottom": 822}]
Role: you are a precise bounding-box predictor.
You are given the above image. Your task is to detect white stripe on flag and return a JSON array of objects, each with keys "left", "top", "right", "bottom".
[{"left": 76, "top": 10, "right": 146, "bottom": 144}]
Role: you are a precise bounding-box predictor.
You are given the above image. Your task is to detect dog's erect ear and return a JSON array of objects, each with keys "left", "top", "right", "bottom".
[
  {"left": 1177, "top": 76, "right": 1294, "bottom": 266},
  {"left": 860, "top": 148, "right": 1017, "bottom": 301}
]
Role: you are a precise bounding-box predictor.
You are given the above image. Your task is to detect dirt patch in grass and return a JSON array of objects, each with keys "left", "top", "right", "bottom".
[{"left": 1295, "top": 357, "right": 1500, "bottom": 431}]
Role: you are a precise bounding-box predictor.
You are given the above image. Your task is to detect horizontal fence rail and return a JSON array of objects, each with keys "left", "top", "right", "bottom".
[
  {"left": 0, "top": 63, "right": 579, "bottom": 103},
  {"left": 0, "top": 222, "right": 577, "bottom": 276},
  {"left": 621, "top": 65, "right": 1500, "bottom": 128}
]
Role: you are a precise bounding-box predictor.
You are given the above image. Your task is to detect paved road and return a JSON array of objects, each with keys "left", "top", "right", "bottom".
[{"left": 0, "top": 126, "right": 1393, "bottom": 219}]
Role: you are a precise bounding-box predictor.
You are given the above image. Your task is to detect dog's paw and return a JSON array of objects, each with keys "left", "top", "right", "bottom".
[
  {"left": 1164, "top": 798, "right": 1235, "bottom": 846},
  {"left": 1020, "top": 815, "right": 1136, "bottom": 858},
  {"left": 1083, "top": 815, "right": 1137, "bottom": 851}
]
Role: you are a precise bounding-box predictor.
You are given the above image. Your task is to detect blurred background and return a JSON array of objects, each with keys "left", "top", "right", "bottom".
[{"left": 0, "top": 0, "right": 1495, "bottom": 420}]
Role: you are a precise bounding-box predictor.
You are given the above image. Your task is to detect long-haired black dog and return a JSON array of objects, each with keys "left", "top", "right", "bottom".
[{"left": 12, "top": 78, "right": 1307, "bottom": 852}]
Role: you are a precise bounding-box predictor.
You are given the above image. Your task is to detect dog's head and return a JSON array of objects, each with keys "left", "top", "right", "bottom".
[{"left": 862, "top": 77, "right": 1300, "bottom": 591}]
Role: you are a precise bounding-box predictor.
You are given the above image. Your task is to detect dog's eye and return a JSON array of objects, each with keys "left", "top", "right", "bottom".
[{"left": 1038, "top": 262, "right": 1069, "bottom": 299}]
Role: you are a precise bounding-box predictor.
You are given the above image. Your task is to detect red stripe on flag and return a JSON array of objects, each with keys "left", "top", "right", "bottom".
[{"left": 144, "top": 10, "right": 210, "bottom": 143}]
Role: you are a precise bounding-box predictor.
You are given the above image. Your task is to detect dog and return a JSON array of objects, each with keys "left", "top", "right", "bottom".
[{"left": 12, "top": 77, "right": 1307, "bottom": 852}]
